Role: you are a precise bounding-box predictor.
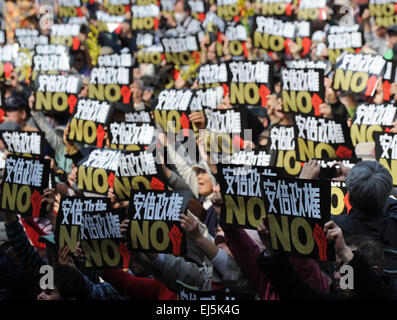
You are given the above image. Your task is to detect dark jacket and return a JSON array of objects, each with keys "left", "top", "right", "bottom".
[
  {"left": 332, "top": 197, "right": 397, "bottom": 249},
  {"left": 257, "top": 250, "right": 397, "bottom": 300}
]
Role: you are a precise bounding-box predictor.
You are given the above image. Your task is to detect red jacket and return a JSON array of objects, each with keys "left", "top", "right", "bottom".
[{"left": 102, "top": 269, "right": 178, "bottom": 300}]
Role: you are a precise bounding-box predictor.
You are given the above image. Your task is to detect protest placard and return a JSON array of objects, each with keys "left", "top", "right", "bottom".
[
  {"left": 34, "top": 74, "right": 82, "bottom": 115},
  {"left": 126, "top": 190, "right": 190, "bottom": 255},
  {"left": 333, "top": 52, "right": 387, "bottom": 96},
  {"left": 1, "top": 155, "right": 50, "bottom": 217},
  {"left": 216, "top": 163, "right": 283, "bottom": 229},
  {"left": 68, "top": 98, "right": 113, "bottom": 147},
  {"left": 374, "top": 131, "right": 397, "bottom": 186},
  {"left": 262, "top": 175, "right": 335, "bottom": 261},
  {"left": 351, "top": 103, "right": 397, "bottom": 147}
]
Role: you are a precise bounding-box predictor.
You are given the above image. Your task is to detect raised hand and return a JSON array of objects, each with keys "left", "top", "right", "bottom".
[
  {"left": 299, "top": 159, "right": 320, "bottom": 180},
  {"left": 180, "top": 213, "right": 201, "bottom": 240},
  {"left": 324, "top": 220, "right": 353, "bottom": 263}
]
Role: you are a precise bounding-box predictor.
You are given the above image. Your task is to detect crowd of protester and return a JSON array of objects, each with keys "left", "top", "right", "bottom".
[{"left": 1, "top": 0, "right": 397, "bottom": 301}]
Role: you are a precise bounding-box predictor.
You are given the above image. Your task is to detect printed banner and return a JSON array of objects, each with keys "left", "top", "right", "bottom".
[
  {"left": 77, "top": 149, "right": 121, "bottom": 195},
  {"left": 0, "top": 155, "right": 50, "bottom": 217},
  {"left": 34, "top": 74, "right": 82, "bottom": 115},
  {"left": 160, "top": 35, "right": 201, "bottom": 66},
  {"left": 374, "top": 131, "right": 397, "bottom": 186},
  {"left": 315, "top": 158, "right": 361, "bottom": 217},
  {"left": 14, "top": 29, "right": 49, "bottom": 50},
  {"left": 293, "top": 114, "right": 355, "bottom": 162},
  {"left": 326, "top": 24, "right": 363, "bottom": 64},
  {"left": 126, "top": 190, "right": 189, "bottom": 255},
  {"left": 0, "top": 131, "right": 44, "bottom": 157},
  {"left": 216, "top": 23, "right": 249, "bottom": 59},
  {"left": 216, "top": 0, "right": 240, "bottom": 22},
  {"left": 108, "top": 122, "right": 155, "bottom": 149},
  {"left": 103, "top": 0, "right": 131, "bottom": 16},
  {"left": 369, "top": 0, "right": 397, "bottom": 28},
  {"left": 350, "top": 103, "right": 397, "bottom": 147},
  {"left": 131, "top": 1, "right": 161, "bottom": 31},
  {"left": 113, "top": 149, "right": 167, "bottom": 200},
  {"left": 332, "top": 52, "right": 387, "bottom": 96},
  {"left": 297, "top": 0, "right": 328, "bottom": 21},
  {"left": 256, "top": 0, "right": 294, "bottom": 18},
  {"left": 281, "top": 66, "right": 325, "bottom": 116},
  {"left": 262, "top": 176, "right": 335, "bottom": 261},
  {"left": 198, "top": 62, "right": 229, "bottom": 87},
  {"left": 153, "top": 89, "right": 201, "bottom": 136},
  {"left": 269, "top": 124, "right": 301, "bottom": 177},
  {"left": 227, "top": 60, "right": 273, "bottom": 107},
  {"left": 32, "top": 44, "right": 71, "bottom": 80},
  {"left": 68, "top": 98, "right": 113, "bottom": 147},
  {"left": 216, "top": 163, "right": 283, "bottom": 229},
  {"left": 252, "top": 16, "right": 297, "bottom": 54},
  {"left": 57, "top": 0, "right": 85, "bottom": 18},
  {"left": 89, "top": 60, "right": 132, "bottom": 103},
  {"left": 55, "top": 197, "right": 109, "bottom": 253},
  {"left": 136, "top": 44, "right": 164, "bottom": 66},
  {"left": 50, "top": 24, "right": 81, "bottom": 48},
  {"left": 80, "top": 208, "right": 126, "bottom": 269}
]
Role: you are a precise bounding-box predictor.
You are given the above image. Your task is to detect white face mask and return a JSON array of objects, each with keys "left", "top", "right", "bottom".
[{"left": 174, "top": 12, "right": 186, "bottom": 24}]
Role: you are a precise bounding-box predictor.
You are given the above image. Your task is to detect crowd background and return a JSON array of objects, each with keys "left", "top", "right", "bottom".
[{"left": 0, "top": 0, "right": 397, "bottom": 302}]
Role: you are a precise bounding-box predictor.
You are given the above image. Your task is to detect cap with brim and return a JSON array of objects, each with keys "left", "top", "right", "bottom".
[
  {"left": 55, "top": 124, "right": 67, "bottom": 139},
  {"left": 387, "top": 25, "right": 397, "bottom": 34},
  {"left": 192, "top": 164, "right": 207, "bottom": 172},
  {"left": 0, "top": 121, "right": 21, "bottom": 131},
  {"left": 115, "top": 102, "right": 134, "bottom": 113},
  {"left": 4, "top": 95, "right": 28, "bottom": 111},
  {"left": 38, "top": 233, "right": 56, "bottom": 247},
  {"left": 355, "top": 142, "right": 375, "bottom": 161}
]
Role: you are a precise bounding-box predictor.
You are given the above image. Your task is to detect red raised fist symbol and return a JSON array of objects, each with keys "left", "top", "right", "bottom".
[
  {"left": 168, "top": 225, "right": 183, "bottom": 256},
  {"left": 313, "top": 223, "right": 328, "bottom": 261},
  {"left": 118, "top": 242, "right": 131, "bottom": 270},
  {"left": 31, "top": 190, "right": 43, "bottom": 218}
]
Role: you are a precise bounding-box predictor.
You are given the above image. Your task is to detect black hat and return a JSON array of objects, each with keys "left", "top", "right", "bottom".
[
  {"left": 0, "top": 121, "right": 21, "bottom": 131},
  {"left": 387, "top": 25, "right": 397, "bottom": 35},
  {"left": 115, "top": 102, "right": 134, "bottom": 113},
  {"left": 3, "top": 95, "right": 28, "bottom": 112}
]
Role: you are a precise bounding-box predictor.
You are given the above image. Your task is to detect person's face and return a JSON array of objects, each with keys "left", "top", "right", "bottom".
[
  {"left": 5, "top": 109, "right": 26, "bottom": 126},
  {"left": 130, "top": 260, "right": 146, "bottom": 276},
  {"left": 130, "top": 81, "right": 143, "bottom": 101},
  {"left": 121, "top": 22, "right": 130, "bottom": 35},
  {"left": 0, "top": 139, "right": 6, "bottom": 151},
  {"left": 174, "top": 0, "right": 185, "bottom": 13},
  {"left": 207, "top": 42, "right": 217, "bottom": 62},
  {"left": 388, "top": 33, "right": 397, "bottom": 48},
  {"left": 10, "top": 72, "right": 18, "bottom": 87},
  {"left": 73, "top": 54, "right": 85, "bottom": 71},
  {"left": 79, "top": 84, "right": 88, "bottom": 98},
  {"left": 37, "top": 288, "right": 61, "bottom": 300},
  {"left": 274, "top": 97, "right": 285, "bottom": 120},
  {"left": 377, "top": 27, "right": 387, "bottom": 38},
  {"left": 196, "top": 170, "right": 213, "bottom": 196}
]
